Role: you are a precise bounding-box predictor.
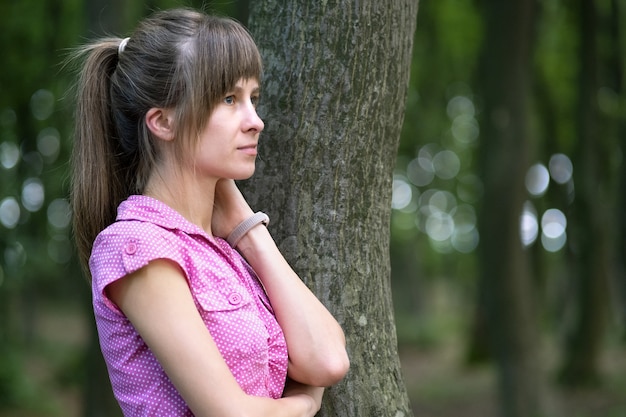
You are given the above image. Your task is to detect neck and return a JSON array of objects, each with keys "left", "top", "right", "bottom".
[{"left": 144, "top": 166, "right": 218, "bottom": 235}]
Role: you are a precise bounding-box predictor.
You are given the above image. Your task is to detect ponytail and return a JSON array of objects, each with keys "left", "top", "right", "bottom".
[
  {"left": 69, "top": 39, "right": 130, "bottom": 278},
  {"left": 67, "top": 9, "right": 263, "bottom": 279}
]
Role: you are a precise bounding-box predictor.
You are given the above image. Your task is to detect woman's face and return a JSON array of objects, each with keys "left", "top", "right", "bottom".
[{"left": 192, "top": 78, "right": 264, "bottom": 181}]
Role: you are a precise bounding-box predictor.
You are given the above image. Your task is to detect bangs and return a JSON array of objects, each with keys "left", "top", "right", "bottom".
[{"left": 196, "top": 18, "right": 262, "bottom": 102}]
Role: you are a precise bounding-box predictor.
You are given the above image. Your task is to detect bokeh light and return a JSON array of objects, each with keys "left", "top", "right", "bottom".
[
  {"left": 22, "top": 178, "right": 45, "bottom": 212},
  {"left": 0, "top": 197, "right": 21, "bottom": 229},
  {"left": 428, "top": 190, "right": 457, "bottom": 214},
  {"left": 541, "top": 208, "right": 566, "bottom": 238},
  {"left": 30, "top": 89, "right": 55, "bottom": 121},
  {"left": 541, "top": 208, "right": 567, "bottom": 252},
  {"left": 392, "top": 176, "right": 413, "bottom": 210},
  {"left": 0, "top": 141, "right": 20, "bottom": 170},
  {"left": 446, "top": 95, "right": 475, "bottom": 119},
  {"left": 407, "top": 144, "right": 440, "bottom": 187},
  {"left": 37, "top": 127, "right": 61, "bottom": 163},
  {"left": 542, "top": 231, "right": 567, "bottom": 252},
  {"left": 525, "top": 163, "right": 550, "bottom": 196},
  {"left": 447, "top": 94, "right": 479, "bottom": 146},
  {"left": 433, "top": 150, "right": 461, "bottom": 180},
  {"left": 451, "top": 114, "right": 479, "bottom": 145},
  {"left": 451, "top": 204, "right": 479, "bottom": 253},
  {"left": 47, "top": 198, "right": 71, "bottom": 229},
  {"left": 548, "top": 153, "right": 573, "bottom": 184},
  {"left": 426, "top": 211, "right": 455, "bottom": 242},
  {"left": 520, "top": 201, "right": 539, "bottom": 247}
]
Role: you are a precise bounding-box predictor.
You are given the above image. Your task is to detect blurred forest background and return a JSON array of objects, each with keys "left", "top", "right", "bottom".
[{"left": 0, "top": 0, "right": 625, "bottom": 416}]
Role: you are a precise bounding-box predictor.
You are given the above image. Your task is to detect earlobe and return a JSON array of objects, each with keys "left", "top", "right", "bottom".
[{"left": 145, "top": 108, "right": 175, "bottom": 141}]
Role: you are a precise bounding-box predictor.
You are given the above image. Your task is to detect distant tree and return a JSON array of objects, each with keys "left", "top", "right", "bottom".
[
  {"left": 475, "top": 0, "right": 549, "bottom": 416},
  {"left": 559, "top": 0, "right": 617, "bottom": 386},
  {"left": 246, "top": 0, "right": 418, "bottom": 415},
  {"left": 610, "top": 0, "right": 626, "bottom": 341}
]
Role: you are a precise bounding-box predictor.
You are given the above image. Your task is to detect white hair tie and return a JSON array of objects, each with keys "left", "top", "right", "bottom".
[{"left": 118, "top": 37, "right": 130, "bottom": 55}]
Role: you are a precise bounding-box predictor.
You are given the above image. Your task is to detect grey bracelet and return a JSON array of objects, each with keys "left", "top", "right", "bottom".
[{"left": 226, "top": 212, "right": 270, "bottom": 248}]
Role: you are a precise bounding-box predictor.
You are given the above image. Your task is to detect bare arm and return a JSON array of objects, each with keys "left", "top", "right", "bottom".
[
  {"left": 236, "top": 225, "right": 349, "bottom": 386},
  {"left": 107, "top": 259, "right": 322, "bottom": 417},
  {"left": 213, "top": 180, "right": 350, "bottom": 387}
]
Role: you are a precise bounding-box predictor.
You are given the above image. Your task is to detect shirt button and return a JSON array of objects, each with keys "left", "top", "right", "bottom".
[
  {"left": 125, "top": 241, "right": 138, "bottom": 255},
  {"left": 228, "top": 292, "right": 242, "bottom": 305}
]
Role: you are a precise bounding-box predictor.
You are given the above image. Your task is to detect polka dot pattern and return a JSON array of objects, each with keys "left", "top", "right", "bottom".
[{"left": 90, "top": 195, "right": 288, "bottom": 416}]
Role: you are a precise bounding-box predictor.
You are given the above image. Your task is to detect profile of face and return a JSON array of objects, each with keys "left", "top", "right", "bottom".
[{"left": 192, "top": 78, "right": 264, "bottom": 181}]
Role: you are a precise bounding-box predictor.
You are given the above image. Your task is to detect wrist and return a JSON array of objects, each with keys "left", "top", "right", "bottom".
[
  {"left": 234, "top": 224, "right": 277, "bottom": 267},
  {"left": 226, "top": 212, "right": 269, "bottom": 248}
]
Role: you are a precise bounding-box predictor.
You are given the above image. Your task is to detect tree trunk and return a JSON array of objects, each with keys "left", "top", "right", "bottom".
[
  {"left": 610, "top": 0, "right": 626, "bottom": 341},
  {"left": 559, "top": 0, "right": 614, "bottom": 384},
  {"left": 246, "top": 1, "right": 418, "bottom": 415},
  {"left": 475, "top": 0, "right": 548, "bottom": 416}
]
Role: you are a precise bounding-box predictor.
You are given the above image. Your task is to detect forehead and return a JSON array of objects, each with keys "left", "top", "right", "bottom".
[{"left": 232, "top": 78, "right": 260, "bottom": 91}]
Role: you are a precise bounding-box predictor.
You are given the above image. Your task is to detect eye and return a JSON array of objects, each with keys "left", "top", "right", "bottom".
[
  {"left": 251, "top": 95, "right": 260, "bottom": 107},
  {"left": 224, "top": 95, "right": 235, "bottom": 105}
]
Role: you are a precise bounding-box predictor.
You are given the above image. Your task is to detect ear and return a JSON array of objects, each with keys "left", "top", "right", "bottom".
[{"left": 145, "top": 108, "right": 175, "bottom": 141}]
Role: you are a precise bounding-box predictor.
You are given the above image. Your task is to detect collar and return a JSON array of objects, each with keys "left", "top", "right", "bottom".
[{"left": 116, "top": 195, "right": 209, "bottom": 238}]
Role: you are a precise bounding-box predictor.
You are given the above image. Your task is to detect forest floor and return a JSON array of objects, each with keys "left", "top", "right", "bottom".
[
  {"left": 1, "top": 302, "right": 625, "bottom": 417},
  {"left": 399, "top": 342, "right": 626, "bottom": 417}
]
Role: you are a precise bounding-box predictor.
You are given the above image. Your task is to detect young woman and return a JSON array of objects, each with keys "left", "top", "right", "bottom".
[{"left": 70, "top": 8, "right": 349, "bottom": 416}]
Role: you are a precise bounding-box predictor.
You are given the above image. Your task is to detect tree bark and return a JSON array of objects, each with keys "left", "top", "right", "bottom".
[
  {"left": 476, "top": 0, "right": 548, "bottom": 416},
  {"left": 246, "top": 1, "right": 418, "bottom": 415}
]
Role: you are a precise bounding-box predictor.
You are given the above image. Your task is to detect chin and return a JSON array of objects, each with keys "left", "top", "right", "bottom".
[{"left": 233, "top": 167, "right": 256, "bottom": 180}]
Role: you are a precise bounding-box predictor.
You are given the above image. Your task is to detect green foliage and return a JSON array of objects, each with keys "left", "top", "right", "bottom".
[
  {"left": 533, "top": 0, "right": 578, "bottom": 153},
  {"left": 0, "top": 347, "right": 27, "bottom": 408},
  {"left": 0, "top": 345, "right": 55, "bottom": 414},
  {"left": 400, "top": 0, "right": 482, "bottom": 155}
]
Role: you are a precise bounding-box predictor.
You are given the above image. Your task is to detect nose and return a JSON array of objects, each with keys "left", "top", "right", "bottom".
[{"left": 245, "top": 104, "right": 264, "bottom": 133}]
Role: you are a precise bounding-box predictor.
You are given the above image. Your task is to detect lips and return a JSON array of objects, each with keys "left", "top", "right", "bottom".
[{"left": 238, "top": 144, "right": 258, "bottom": 156}]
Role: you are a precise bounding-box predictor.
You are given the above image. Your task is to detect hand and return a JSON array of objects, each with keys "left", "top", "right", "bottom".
[
  {"left": 212, "top": 179, "right": 254, "bottom": 239},
  {"left": 282, "top": 379, "right": 324, "bottom": 415}
]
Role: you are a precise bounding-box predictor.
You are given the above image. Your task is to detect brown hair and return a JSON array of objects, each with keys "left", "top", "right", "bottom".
[{"left": 69, "top": 8, "right": 262, "bottom": 277}]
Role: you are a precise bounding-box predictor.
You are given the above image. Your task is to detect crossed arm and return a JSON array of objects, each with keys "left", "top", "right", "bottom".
[{"left": 106, "top": 180, "right": 349, "bottom": 417}]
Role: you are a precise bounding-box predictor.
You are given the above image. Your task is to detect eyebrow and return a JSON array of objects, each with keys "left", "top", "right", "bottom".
[{"left": 232, "top": 83, "right": 260, "bottom": 95}]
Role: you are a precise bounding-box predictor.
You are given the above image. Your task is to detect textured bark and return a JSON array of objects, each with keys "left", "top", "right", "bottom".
[
  {"left": 245, "top": 2, "right": 418, "bottom": 416},
  {"left": 476, "top": 0, "right": 548, "bottom": 416}
]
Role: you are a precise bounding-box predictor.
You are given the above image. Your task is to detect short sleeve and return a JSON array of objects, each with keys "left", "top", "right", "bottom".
[{"left": 90, "top": 220, "right": 183, "bottom": 312}]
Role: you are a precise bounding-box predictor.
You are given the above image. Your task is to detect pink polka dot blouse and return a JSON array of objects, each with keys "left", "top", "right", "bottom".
[{"left": 90, "top": 195, "right": 288, "bottom": 416}]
